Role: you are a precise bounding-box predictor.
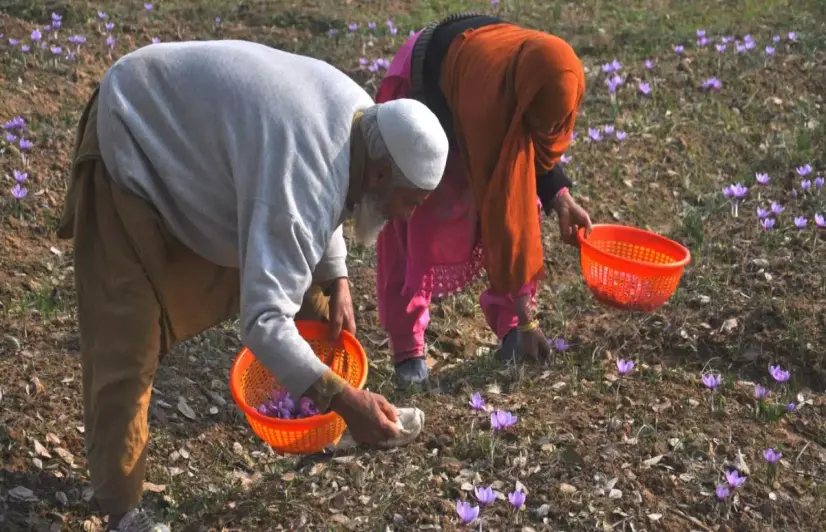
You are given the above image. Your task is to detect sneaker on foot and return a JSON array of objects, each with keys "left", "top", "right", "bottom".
[
  {"left": 112, "top": 508, "right": 170, "bottom": 532},
  {"left": 394, "top": 357, "right": 429, "bottom": 389}
]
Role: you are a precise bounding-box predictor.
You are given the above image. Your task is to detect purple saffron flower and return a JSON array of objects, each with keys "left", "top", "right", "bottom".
[
  {"left": 358, "top": 57, "right": 368, "bottom": 66},
  {"left": 755, "top": 172, "right": 770, "bottom": 185},
  {"left": 105, "top": 22, "right": 115, "bottom": 32},
  {"left": 2, "top": 116, "right": 25, "bottom": 130},
  {"left": 20, "top": 44, "right": 30, "bottom": 53},
  {"left": 815, "top": 176, "right": 824, "bottom": 189},
  {"left": 603, "top": 125, "right": 615, "bottom": 135},
  {"left": 456, "top": 500, "right": 479, "bottom": 523},
  {"left": 68, "top": 35, "right": 87, "bottom": 45},
  {"left": 31, "top": 29, "right": 42, "bottom": 42},
  {"left": 716, "top": 43, "right": 727, "bottom": 53},
  {"left": 328, "top": 28, "right": 338, "bottom": 37},
  {"left": 696, "top": 29, "right": 706, "bottom": 38},
  {"left": 474, "top": 486, "right": 495, "bottom": 505},
  {"left": 772, "top": 35, "right": 781, "bottom": 42},
  {"left": 736, "top": 43, "right": 747, "bottom": 54},
  {"left": 801, "top": 179, "right": 812, "bottom": 191},
  {"left": 743, "top": 34, "right": 754, "bottom": 43},
  {"left": 792, "top": 188, "right": 799, "bottom": 198},
  {"left": 551, "top": 337, "right": 570, "bottom": 352},
  {"left": 769, "top": 364, "right": 790, "bottom": 382},
  {"left": 5, "top": 133, "right": 17, "bottom": 143},
  {"left": 98, "top": 10, "right": 108, "bottom": 20},
  {"left": 508, "top": 490, "right": 526, "bottom": 509},
  {"left": 491, "top": 0, "right": 500, "bottom": 5},
  {"left": 10, "top": 183, "right": 28, "bottom": 199},
  {"left": 151, "top": 37, "right": 160, "bottom": 44},
  {"left": 571, "top": 131, "right": 578, "bottom": 141},
  {"left": 797, "top": 164, "right": 813, "bottom": 176},
  {"left": 390, "top": 26, "right": 398, "bottom": 36},
  {"left": 794, "top": 216, "right": 808, "bottom": 229},
  {"left": 144, "top": 3, "right": 154, "bottom": 11},
  {"left": 815, "top": 214, "right": 825, "bottom": 227},
  {"left": 611, "top": 59, "right": 622, "bottom": 71},
  {"left": 13, "top": 170, "right": 27, "bottom": 182},
  {"left": 765, "top": 46, "right": 775, "bottom": 56},
  {"left": 299, "top": 397, "right": 319, "bottom": 417},
  {"left": 469, "top": 392, "right": 486, "bottom": 410},
  {"left": 19, "top": 138, "right": 33, "bottom": 150},
  {"left": 51, "top": 12, "right": 62, "bottom": 22},
  {"left": 702, "top": 77, "right": 722, "bottom": 90},
  {"left": 616, "top": 130, "right": 628, "bottom": 141},
  {"left": 560, "top": 154, "right": 572, "bottom": 165},
  {"left": 588, "top": 128, "right": 603, "bottom": 142},
  {"left": 725, "top": 470, "right": 746, "bottom": 488},
  {"left": 348, "top": 23, "right": 358, "bottom": 32},
  {"left": 606, "top": 74, "right": 624, "bottom": 93},
  {"left": 702, "top": 373, "right": 722, "bottom": 389},
  {"left": 756, "top": 206, "right": 770, "bottom": 219},
  {"left": 788, "top": 32, "right": 797, "bottom": 41},
  {"left": 763, "top": 448, "right": 782, "bottom": 464},
  {"left": 715, "top": 484, "right": 730, "bottom": 500},
  {"left": 761, "top": 218, "right": 775, "bottom": 230},
  {"left": 745, "top": 40, "right": 756, "bottom": 50},
  {"left": 50, "top": 45, "right": 62, "bottom": 55},
  {"left": 601, "top": 62, "right": 615, "bottom": 73},
  {"left": 257, "top": 403, "right": 270, "bottom": 416},
  {"left": 721, "top": 36, "right": 734, "bottom": 44},
  {"left": 215, "top": 17, "right": 221, "bottom": 24},
  {"left": 727, "top": 183, "right": 748, "bottom": 199},
  {"left": 106, "top": 36, "right": 116, "bottom": 49},
  {"left": 771, "top": 201, "right": 784, "bottom": 214},
  {"left": 490, "top": 410, "right": 517, "bottom": 430},
  {"left": 617, "top": 359, "right": 635, "bottom": 376},
  {"left": 674, "top": 45, "right": 684, "bottom": 54},
  {"left": 644, "top": 59, "right": 654, "bottom": 69},
  {"left": 638, "top": 82, "right": 652, "bottom": 95},
  {"left": 368, "top": 21, "right": 376, "bottom": 30},
  {"left": 786, "top": 402, "right": 796, "bottom": 412},
  {"left": 697, "top": 36, "right": 712, "bottom": 47},
  {"left": 755, "top": 384, "right": 771, "bottom": 399},
  {"left": 385, "top": 19, "right": 394, "bottom": 29},
  {"left": 8, "top": 38, "right": 20, "bottom": 46}
]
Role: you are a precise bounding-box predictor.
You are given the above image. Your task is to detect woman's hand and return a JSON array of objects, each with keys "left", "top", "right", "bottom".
[
  {"left": 513, "top": 294, "right": 551, "bottom": 361},
  {"left": 553, "top": 191, "right": 593, "bottom": 246},
  {"left": 328, "top": 278, "right": 356, "bottom": 340}
]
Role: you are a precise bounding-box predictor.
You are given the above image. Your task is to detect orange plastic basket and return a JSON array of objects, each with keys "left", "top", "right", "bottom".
[
  {"left": 577, "top": 224, "right": 691, "bottom": 312},
  {"left": 229, "top": 321, "right": 368, "bottom": 455}
]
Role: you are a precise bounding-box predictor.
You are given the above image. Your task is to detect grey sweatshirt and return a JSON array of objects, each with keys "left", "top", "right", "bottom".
[{"left": 97, "top": 40, "right": 373, "bottom": 398}]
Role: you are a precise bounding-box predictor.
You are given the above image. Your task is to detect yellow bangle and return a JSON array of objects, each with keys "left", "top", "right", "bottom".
[{"left": 517, "top": 320, "right": 539, "bottom": 333}]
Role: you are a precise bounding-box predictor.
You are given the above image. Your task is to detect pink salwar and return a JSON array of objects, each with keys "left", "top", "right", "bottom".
[{"left": 375, "top": 32, "right": 538, "bottom": 364}]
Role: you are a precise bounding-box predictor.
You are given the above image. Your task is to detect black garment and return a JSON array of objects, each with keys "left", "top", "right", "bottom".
[{"left": 409, "top": 13, "right": 573, "bottom": 213}]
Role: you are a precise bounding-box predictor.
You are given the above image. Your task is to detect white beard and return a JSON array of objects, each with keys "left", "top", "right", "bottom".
[{"left": 352, "top": 193, "right": 389, "bottom": 247}]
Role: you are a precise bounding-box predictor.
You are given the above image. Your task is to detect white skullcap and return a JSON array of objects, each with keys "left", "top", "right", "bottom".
[{"left": 376, "top": 99, "right": 449, "bottom": 191}]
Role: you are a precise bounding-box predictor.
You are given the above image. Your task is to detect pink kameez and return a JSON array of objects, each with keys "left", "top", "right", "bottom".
[{"left": 375, "top": 32, "right": 539, "bottom": 363}]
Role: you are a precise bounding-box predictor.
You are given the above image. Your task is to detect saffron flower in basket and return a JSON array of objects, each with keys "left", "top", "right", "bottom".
[{"left": 257, "top": 390, "right": 320, "bottom": 419}]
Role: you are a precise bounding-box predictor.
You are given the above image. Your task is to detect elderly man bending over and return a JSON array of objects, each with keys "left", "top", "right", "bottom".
[{"left": 57, "top": 40, "right": 449, "bottom": 532}]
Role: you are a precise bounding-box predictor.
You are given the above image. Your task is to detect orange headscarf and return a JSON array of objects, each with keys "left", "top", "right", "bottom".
[{"left": 441, "top": 24, "right": 585, "bottom": 295}]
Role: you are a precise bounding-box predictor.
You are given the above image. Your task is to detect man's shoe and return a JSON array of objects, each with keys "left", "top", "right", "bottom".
[{"left": 111, "top": 508, "right": 170, "bottom": 532}]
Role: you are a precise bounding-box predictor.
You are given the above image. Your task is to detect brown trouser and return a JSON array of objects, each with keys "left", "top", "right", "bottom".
[{"left": 58, "top": 90, "right": 331, "bottom": 515}]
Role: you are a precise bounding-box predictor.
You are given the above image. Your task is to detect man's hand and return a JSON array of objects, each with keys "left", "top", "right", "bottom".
[
  {"left": 331, "top": 386, "right": 401, "bottom": 445},
  {"left": 553, "top": 192, "right": 593, "bottom": 246},
  {"left": 328, "top": 278, "right": 356, "bottom": 341}
]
